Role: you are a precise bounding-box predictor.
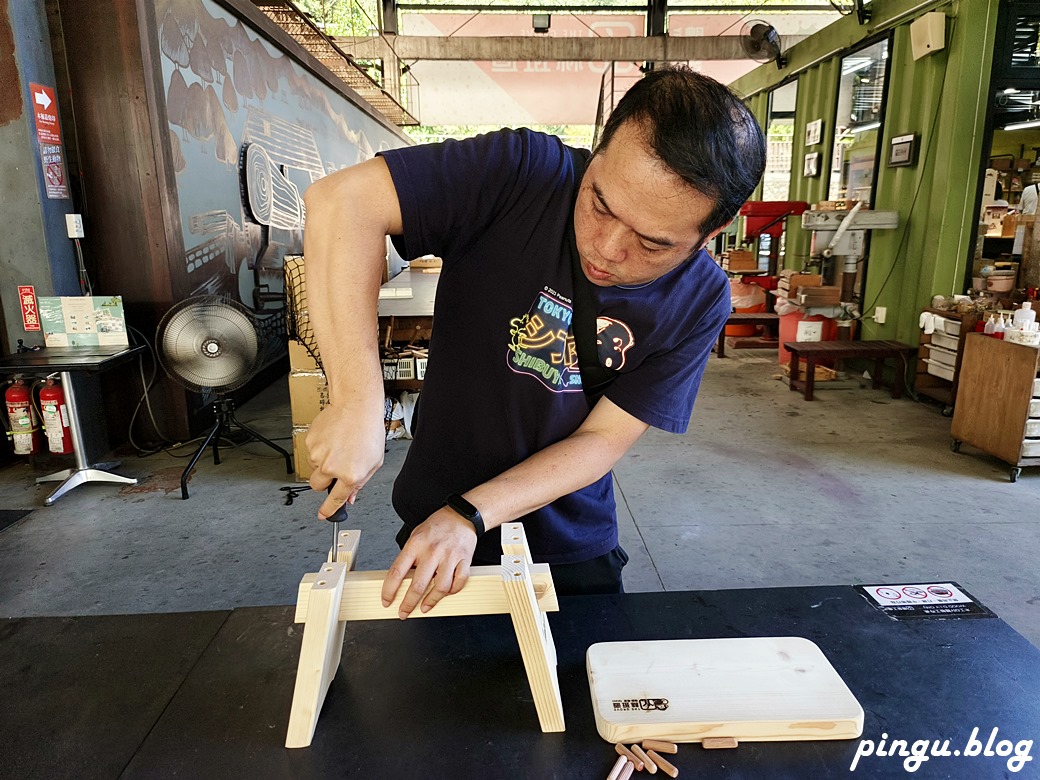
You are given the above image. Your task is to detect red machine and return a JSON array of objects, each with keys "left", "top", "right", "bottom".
[
  {"left": 5, "top": 379, "right": 40, "bottom": 455},
  {"left": 39, "top": 377, "right": 74, "bottom": 455},
  {"left": 738, "top": 201, "right": 810, "bottom": 276}
]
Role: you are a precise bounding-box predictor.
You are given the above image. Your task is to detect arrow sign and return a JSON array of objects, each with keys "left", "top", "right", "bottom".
[{"left": 29, "top": 83, "right": 61, "bottom": 145}]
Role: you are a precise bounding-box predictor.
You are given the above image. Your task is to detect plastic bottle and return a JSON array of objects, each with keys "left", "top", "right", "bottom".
[
  {"left": 984, "top": 315, "right": 996, "bottom": 335},
  {"left": 995, "top": 314, "right": 1006, "bottom": 339},
  {"left": 1014, "top": 301, "right": 1037, "bottom": 330}
]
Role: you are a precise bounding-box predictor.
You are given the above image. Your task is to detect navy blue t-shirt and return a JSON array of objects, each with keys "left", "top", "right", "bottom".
[{"left": 379, "top": 128, "right": 729, "bottom": 565}]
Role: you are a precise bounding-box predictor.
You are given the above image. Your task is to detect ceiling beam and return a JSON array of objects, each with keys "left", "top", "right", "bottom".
[{"left": 332, "top": 34, "right": 806, "bottom": 62}]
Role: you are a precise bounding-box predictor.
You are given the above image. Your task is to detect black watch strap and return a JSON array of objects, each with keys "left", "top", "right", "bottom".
[{"left": 443, "top": 493, "right": 485, "bottom": 537}]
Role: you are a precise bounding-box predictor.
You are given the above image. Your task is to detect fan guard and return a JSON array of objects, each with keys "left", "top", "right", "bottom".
[
  {"left": 157, "top": 296, "right": 262, "bottom": 394},
  {"left": 740, "top": 21, "right": 786, "bottom": 68}
]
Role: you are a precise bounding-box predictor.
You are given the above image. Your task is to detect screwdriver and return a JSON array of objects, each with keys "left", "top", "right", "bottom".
[{"left": 326, "top": 480, "right": 349, "bottom": 563}]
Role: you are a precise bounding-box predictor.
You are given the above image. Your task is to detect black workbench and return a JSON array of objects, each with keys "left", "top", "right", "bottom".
[{"left": 2, "top": 586, "right": 1037, "bottom": 779}]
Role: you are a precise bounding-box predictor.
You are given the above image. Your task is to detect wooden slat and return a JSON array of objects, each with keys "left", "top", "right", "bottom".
[
  {"left": 295, "top": 564, "right": 558, "bottom": 622},
  {"left": 502, "top": 556, "right": 565, "bottom": 732},
  {"left": 285, "top": 561, "right": 348, "bottom": 748}
]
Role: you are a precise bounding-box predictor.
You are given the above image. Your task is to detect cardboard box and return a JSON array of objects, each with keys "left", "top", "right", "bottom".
[
  {"left": 292, "top": 427, "right": 312, "bottom": 481},
  {"left": 288, "top": 371, "right": 328, "bottom": 426},
  {"left": 288, "top": 339, "right": 320, "bottom": 372}
]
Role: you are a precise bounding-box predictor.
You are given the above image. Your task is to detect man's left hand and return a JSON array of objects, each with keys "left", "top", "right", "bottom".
[{"left": 381, "top": 508, "right": 478, "bottom": 618}]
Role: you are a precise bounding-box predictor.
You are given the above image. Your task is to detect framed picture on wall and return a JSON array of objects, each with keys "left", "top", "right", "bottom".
[
  {"left": 804, "top": 152, "right": 821, "bottom": 178},
  {"left": 805, "top": 119, "right": 823, "bottom": 146}
]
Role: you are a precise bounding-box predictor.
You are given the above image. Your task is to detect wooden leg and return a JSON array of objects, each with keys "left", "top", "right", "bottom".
[
  {"left": 804, "top": 357, "right": 816, "bottom": 401},
  {"left": 502, "top": 554, "right": 565, "bottom": 732},
  {"left": 891, "top": 354, "right": 906, "bottom": 398},
  {"left": 499, "top": 524, "right": 562, "bottom": 731},
  {"left": 872, "top": 358, "right": 884, "bottom": 390},
  {"left": 286, "top": 561, "right": 349, "bottom": 748},
  {"left": 788, "top": 352, "right": 799, "bottom": 392},
  {"left": 717, "top": 327, "right": 726, "bottom": 359}
]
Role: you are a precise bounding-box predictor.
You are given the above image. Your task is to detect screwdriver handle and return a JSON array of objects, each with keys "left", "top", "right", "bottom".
[{"left": 325, "top": 479, "right": 349, "bottom": 524}]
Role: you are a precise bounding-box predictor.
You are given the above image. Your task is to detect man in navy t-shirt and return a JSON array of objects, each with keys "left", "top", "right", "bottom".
[{"left": 303, "top": 67, "right": 765, "bottom": 617}]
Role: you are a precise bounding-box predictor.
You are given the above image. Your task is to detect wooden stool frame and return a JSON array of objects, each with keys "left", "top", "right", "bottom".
[{"left": 285, "top": 523, "right": 564, "bottom": 748}]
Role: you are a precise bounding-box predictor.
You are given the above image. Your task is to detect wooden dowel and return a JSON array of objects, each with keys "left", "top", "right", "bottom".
[
  {"left": 630, "top": 744, "right": 656, "bottom": 774},
  {"left": 614, "top": 743, "right": 643, "bottom": 771},
  {"left": 702, "top": 736, "right": 739, "bottom": 749},
  {"left": 642, "top": 739, "right": 678, "bottom": 754},
  {"left": 605, "top": 755, "right": 628, "bottom": 780},
  {"left": 647, "top": 750, "right": 679, "bottom": 778}
]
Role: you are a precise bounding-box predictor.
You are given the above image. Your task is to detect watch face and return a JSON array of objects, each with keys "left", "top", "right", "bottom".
[{"left": 446, "top": 494, "right": 478, "bottom": 519}]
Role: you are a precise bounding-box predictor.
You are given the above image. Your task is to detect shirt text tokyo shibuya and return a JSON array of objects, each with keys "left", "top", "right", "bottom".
[{"left": 849, "top": 727, "right": 1033, "bottom": 773}]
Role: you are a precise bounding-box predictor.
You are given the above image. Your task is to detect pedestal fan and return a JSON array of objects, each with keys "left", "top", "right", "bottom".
[{"left": 157, "top": 295, "right": 293, "bottom": 498}]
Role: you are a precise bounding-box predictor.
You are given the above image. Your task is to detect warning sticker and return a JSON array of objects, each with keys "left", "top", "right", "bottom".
[{"left": 855, "top": 581, "right": 994, "bottom": 620}]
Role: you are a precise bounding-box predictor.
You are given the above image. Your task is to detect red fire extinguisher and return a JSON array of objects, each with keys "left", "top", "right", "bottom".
[
  {"left": 5, "top": 378, "right": 41, "bottom": 455},
  {"left": 39, "top": 377, "right": 74, "bottom": 455}
]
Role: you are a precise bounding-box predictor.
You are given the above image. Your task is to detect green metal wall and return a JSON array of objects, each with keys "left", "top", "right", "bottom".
[{"left": 730, "top": 0, "right": 1000, "bottom": 345}]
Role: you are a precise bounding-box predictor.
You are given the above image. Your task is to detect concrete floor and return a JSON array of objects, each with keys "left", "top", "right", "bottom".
[{"left": 1, "top": 350, "right": 1037, "bottom": 648}]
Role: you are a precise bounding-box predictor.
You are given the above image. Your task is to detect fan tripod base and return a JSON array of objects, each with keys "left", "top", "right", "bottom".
[{"left": 181, "top": 397, "right": 293, "bottom": 499}]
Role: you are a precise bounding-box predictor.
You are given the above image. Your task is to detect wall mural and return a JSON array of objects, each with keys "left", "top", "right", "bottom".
[{"left": 155, "top": 0, "right": 406, "bottom": 357}]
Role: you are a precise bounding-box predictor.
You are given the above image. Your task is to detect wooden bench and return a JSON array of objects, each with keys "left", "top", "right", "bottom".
[
  {"left": 716, "top": 312, "right": 780, "bottom": 358},
  {"left": 784, "top": 339, "right": 916, "bottom": 401}
]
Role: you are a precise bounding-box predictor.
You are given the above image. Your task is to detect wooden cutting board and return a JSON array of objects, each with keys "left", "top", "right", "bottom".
[{"left": 587, "top": 637, "right": 863, "bottom": 744}]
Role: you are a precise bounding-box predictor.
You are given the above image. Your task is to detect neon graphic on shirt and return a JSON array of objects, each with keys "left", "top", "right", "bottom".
[
  {"left": 508, "top": 287, "right": 635, "bottom": 392},
  {"left": 596, "top": 317, "right": 634, "bottom": 369}
]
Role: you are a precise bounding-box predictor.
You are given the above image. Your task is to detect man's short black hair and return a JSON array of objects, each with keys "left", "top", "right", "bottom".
[{"left": 595, "top": 66, "right": 766, "bottom": 239}]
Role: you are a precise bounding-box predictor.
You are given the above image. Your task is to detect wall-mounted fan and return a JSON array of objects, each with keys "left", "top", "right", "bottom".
[
  {"left": 740, "top": 21, "right": 787, "bottom": 70},
  {"left": 157, "top": 295, "right": 292, "bottom": 499}
]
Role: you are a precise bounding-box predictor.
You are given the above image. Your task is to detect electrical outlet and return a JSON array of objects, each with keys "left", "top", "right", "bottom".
[
  {"left": 65, "top": 214, "right": 85, "bottom": 239},
  {"left": 875, "top": 306, "right": 887, "bottom": 324}
]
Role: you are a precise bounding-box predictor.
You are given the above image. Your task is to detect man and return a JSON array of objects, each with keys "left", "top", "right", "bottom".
[{"left": 303, "top": 67, "right": 765, "bottom": 618}]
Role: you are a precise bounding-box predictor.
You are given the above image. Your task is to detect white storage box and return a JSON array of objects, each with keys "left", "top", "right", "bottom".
[
  {"left": 382, "top": 356, "right": 415, "bottom": 381},
  {"left": 1033, "top": 378, "right": 1040, "bottom": 396},
  {"left": 1021, "top": 439, "right": 1040, "bottom": 458},
  {"left": 934, "top": 316, "right": 961, "bottom": 336},
  {"left": 924, "top": 359, "right": 955, "bottom": 381},
  {"left": 929, "top": 330, "right": 959, "bottom": 351},
  {"left": 926, "top": 343, "right": 958, "bottom": 367},
  {"left": 1031, "top": 399, "right": 1040, "bottom": 418},
  {"left": 1025, "top": 419, "right": 1040, "bottom": 437},
  {"left": 415, "top": 357, "right": 428, "bottom": 380}
]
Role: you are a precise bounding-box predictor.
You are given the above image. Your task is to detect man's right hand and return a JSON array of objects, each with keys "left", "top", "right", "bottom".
[{"left": 306, "top": 401, "right": 386, "bottom": 517}]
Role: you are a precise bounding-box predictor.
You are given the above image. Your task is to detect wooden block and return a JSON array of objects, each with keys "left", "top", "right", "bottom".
[
  {"left": 294, "top": 564, "right": 559, "bottom": 623},
  {"left": 587, "top": 637, "right": 863, "bottom": 744},
  {"left": 286, "top": 562, "right": 348, "bottom": 748},
  {"left": 702, "top": 736, "right": 739, "bottom": 749},
  {"left": 502, "top": 555, "right": 565, "bottom": 732},
  {"left": 327, "top": 529, "right": 361, "bottom": 566},
  {"left": 500, "top": 522, "right": 534, "bottom": 561}
]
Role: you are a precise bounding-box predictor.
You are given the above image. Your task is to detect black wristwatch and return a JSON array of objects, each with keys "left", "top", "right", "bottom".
[{"left": 443, "top": 493, "right": 485, "bottom": 537}]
